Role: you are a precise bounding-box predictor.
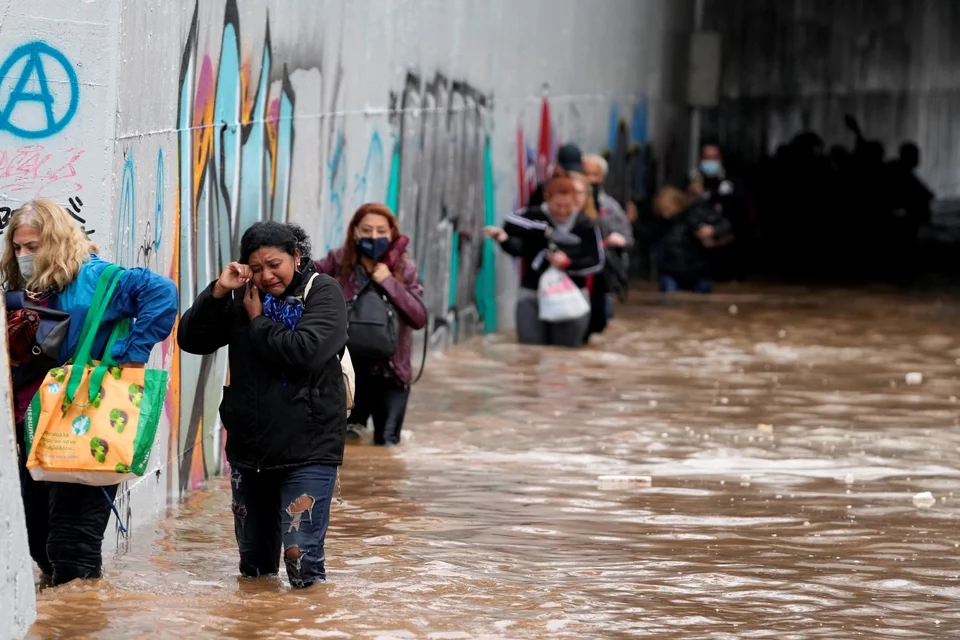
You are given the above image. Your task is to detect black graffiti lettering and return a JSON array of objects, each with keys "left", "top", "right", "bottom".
[
  {"left": 0, "top": 206, "right": 12, "bottom": 234},
  {"left": 393, "top": 71, "right": 492, "bottom": 345}
]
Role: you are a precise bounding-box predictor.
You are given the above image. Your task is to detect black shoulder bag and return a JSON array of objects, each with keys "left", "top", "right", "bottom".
[
  {"left": 346, "top": 281, "right": 400, "bottom": 361},
  {"left": 346, "top": 280, "right": 430, "bottom": 384}
]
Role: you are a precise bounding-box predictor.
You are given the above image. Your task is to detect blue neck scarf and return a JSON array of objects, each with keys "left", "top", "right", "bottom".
[
  {"left": 262, "top": 293, "right": 304, "bottom": 330},
  {"left": 261, "top": 291, "right": 304, "bottom": 386}
]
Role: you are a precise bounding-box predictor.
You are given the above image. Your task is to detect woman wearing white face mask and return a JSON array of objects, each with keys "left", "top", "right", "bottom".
[{"left": 1, "top": 199, "right": 177, "bottom": 586}]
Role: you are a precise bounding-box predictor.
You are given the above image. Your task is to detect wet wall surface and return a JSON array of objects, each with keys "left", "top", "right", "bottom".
[
  {"left": 703, "top": 0, "right": 960, "bottom": 197},
  {"left": 28, "top": 286, "right": 960, "bottom": 638}
]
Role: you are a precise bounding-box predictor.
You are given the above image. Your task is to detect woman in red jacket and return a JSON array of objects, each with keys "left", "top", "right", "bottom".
[{"left": 316, "top": 203, "right": 427, "bottom": 446}]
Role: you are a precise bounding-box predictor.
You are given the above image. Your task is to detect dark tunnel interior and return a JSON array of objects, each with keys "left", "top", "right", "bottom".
[{"left": 617, "top": 0, "right": 960, "bottom": 290}]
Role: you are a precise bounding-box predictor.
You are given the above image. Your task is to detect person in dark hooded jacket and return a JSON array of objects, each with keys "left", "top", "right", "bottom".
[
  {"left": 650, "top": 186, "right": 731, "bottom": 293},
  {"left": 178, "top": 221, "right": 347, "bottom": 588}
]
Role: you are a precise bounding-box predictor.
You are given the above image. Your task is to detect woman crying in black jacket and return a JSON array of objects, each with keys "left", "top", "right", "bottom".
[{"left": 178, "top": 221, "right": 348, "bottom": 588}]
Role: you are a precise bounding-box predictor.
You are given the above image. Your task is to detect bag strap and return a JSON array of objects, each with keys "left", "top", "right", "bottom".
[
  {"left": 87, "top": 318, "right": 132, "bottom": 401},
  {"left": 70, "top": 264, "right": 122, "bottom": 364},
  {"left": 407, "top": 289, "right": 429, "bottom": 385},
  {"left": 304, "top": 272, "right": 348, "bottom": 367},
  {"left": 302, "top": 272, "right": 319, "bottom": 300},
  {"left": 65, "top": 265, "right": 124, "bottom": 405}
]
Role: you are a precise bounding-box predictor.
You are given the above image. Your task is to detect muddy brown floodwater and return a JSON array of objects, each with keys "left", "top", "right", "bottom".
[{"left": 27, "top": 286, "right": 960, "bottom": 639}]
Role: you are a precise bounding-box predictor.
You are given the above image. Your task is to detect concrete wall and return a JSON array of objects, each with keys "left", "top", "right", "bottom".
[
  {"left": 702, "top": 0, "right": 960, "bottom": 197},
  {"left": 0, "top": 0, "right": 694, "bottom": 611},
  {"left": 0, "top": 307, "right": 36, "bottom": 639}
]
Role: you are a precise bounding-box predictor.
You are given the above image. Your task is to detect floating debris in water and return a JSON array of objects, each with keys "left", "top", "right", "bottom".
[
  {"left": 844, "top": 474, "right": 855, "bottom": 485},
  {"left": 912, "top": 491, "right": 936, "bottom": 508},
  {"left": 728, "top": 305, "right": 739, "bottom": 316},
  {"left": 905, "top": 372, "right": 924, "bottom": 385},
  {"left": 757, "top": 423, "right": 774, "bottom": 433},
  {"left": 598, "top": 475, "right": 652, "bottom": 489}
]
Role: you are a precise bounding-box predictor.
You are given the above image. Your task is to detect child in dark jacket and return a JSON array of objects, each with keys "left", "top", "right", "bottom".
[{"left": 650, "top": 187, "right": 731, "bottom": 294}]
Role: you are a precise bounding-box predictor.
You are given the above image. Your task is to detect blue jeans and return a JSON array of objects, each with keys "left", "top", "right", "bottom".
[
  {"left": 659, "top": 274, "right": 713, "bottom": 294},
  {"left": 230, "top": 464, "right": 337, "bottom": 588}
]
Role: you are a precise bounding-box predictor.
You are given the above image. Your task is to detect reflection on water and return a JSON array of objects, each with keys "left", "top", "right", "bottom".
[{"left": 28, "top": 286, "right": 960, "bottom": 638}]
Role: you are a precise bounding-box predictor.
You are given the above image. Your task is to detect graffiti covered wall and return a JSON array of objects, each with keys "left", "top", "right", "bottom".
[{"left": 0, "top": 0, "right": 694, "bottom": 568}]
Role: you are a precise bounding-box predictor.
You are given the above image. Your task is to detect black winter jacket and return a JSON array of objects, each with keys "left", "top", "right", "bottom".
[
  {"left": 499, "top": 205, "right": 604, "bottom": 291},
  {"left": 177, "top": 263, "right": 348, "bottom": 470},
  {"left": 651, "top": 202, "right": 732, "bottom": 278}
]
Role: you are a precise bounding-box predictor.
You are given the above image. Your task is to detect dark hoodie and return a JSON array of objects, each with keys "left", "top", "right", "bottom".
[
  {"left": 178, "top": 261, "right": 349, "bottom": 470},
  {"left": 652, "top": 201, "right": 732, "bottom": 278}
]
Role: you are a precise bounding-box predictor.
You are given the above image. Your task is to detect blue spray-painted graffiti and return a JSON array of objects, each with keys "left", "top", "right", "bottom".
[
  {"left": 115, "top": 150, "right": 136, "bottom": 266},
  {"left": 0, "top": 42, "right": 79, "bottom": 139},
  {"left": 351, "top": 131, "right": 385, "bottom": 211},
  {"left": 324, "top": 128, "right": 346, "bottom": 253},
  {"left": 113, "top": 147, "right": 165, "bottom": 269}
]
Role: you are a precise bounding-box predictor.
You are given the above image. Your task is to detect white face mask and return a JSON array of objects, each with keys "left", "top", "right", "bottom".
[{"left": 17, "top": 254, "right": 35, "bottom": 280}]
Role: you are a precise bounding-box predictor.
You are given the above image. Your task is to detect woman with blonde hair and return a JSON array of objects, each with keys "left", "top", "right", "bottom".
[{"left": 2, "top": 199, "right": 177, "bottom": 586}]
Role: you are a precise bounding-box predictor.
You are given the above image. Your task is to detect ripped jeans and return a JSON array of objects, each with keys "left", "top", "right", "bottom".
[{"left": 230, "top": 464, "right": 337, "bottom": 588}]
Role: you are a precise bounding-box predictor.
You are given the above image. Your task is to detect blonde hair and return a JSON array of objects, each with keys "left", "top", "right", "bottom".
[
  {"left": 654, "top": 186, "right": 688, "bottom": 217},
  {"left": 568, "top": 172, "right": 598, "bottom": 221},
  {"left": 1, "top": 199, "right": 97, "bottom": 292},
  {"left": 583, "top": 154, "right": 609, "bottom": 177}
]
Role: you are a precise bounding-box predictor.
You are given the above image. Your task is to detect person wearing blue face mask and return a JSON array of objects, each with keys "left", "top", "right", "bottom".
[
  {"left": 688, "top": 141, "right": 751, "bottom": 281},
  {"left": 689, "top": 143, "right": 728, "bottom": 198},
  {"left": 315, "top": 203, "right": 427, "bottom": 446}
]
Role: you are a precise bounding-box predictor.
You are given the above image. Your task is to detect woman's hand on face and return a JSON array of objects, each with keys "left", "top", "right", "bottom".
[
  {"left": 213, "top": 262, "right": 251, "bottom": 297},
  {"left": 371, "top": 263, "right": 392, "bottom": 284},
  {"left": 243, "top": 282, "right": 263, "bottom": 320}
]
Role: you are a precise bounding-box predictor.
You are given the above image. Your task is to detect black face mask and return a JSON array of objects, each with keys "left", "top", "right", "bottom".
[{"left": 357, "top": 236, "right": 390, "bottom": 260}]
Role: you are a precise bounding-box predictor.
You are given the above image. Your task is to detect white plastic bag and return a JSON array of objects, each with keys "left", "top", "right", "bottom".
[{"left": 538, "top": 267, "right": 590, "bottom": 322}]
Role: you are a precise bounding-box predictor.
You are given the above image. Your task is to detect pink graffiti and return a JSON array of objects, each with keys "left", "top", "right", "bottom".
[
  {"left": 195, "top": 56, "right": 215, "bottom": 120},
  {"left": 0, "top": 145, "right": 86, "bottom": 199}
]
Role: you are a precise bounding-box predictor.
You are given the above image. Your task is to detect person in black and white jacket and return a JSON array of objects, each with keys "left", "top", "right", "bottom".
[{"left": 485, "top": 175, "right": 604, "bottom": 347}]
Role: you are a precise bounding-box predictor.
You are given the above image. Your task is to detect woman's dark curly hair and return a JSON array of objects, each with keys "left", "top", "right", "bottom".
[{"left": 239, "top": 221, "right": 313, "bottom": 265}]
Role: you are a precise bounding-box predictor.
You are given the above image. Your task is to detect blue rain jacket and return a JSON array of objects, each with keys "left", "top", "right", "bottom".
[{"left": 54, "top": 254, "right": 179, "bottom": 364}]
